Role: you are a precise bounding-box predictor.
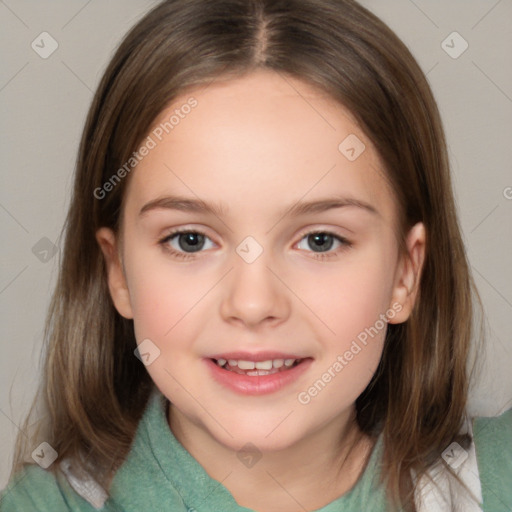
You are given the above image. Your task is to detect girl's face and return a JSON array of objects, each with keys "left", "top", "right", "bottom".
[{"left": 97, "top": 69, "right": 424, "bottom": 453}]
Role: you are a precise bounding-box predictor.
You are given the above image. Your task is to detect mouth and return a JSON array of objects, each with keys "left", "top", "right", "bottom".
[
  {"left": 205, "top": 354, "right": 313, "bottom": 395},
  {"left": 210, "top": 357, "right": 304, "bottom": 376}
]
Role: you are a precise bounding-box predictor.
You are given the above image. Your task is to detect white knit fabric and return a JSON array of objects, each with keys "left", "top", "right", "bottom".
[
  {"left": 59, "top": 458, "right": 108, "bottom": 510},
  {"left": 413, "top": 415, "right": 483, "bottom": 512}
]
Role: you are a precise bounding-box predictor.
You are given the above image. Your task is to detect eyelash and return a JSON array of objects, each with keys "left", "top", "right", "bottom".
[{"left": 158, "top": 228, "right": 352, "bottom": 261}]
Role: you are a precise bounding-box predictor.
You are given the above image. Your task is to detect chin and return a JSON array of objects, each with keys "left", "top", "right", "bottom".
[{"left": 205, "top": 414, "right": 305, "bottom": 453}]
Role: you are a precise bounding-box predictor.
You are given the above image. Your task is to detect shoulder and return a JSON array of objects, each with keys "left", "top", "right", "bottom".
[
  {"left": 0, "top": 463, "right": 69, "bottom": 511},
  {"left": 473, "top": 406, "right": 512, "bottom": 458},
  {"left": 0, "top": 461, "right": 111, "bottom": 512},
  {"left": 472, "top": 407, "right": 512, "bottom": 511}
]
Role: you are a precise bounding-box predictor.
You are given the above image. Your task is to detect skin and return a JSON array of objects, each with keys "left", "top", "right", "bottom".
[{"left": 97, "top": 69, "right": 425, "bottom": 512}]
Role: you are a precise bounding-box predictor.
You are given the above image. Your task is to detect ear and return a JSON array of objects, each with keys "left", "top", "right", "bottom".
[
  {"left": 95, "top": 227, "right": 134, "bottom": 319},
  {"left": 387, "top": 222, "right": 426, "bottom": 324}
]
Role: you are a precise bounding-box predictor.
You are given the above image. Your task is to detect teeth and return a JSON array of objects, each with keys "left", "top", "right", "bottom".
[
  {"left": 215, "top": 358, "right": 299, "bottom": 369},
  {"left": 255, "top": 360, "right": 273, "bottom": 370},
  {"left": 237, "top": 360, "right": 255, "bottom": 370},
  {"left": 246, "top": 370, "right": 273, "bottom": 376}
]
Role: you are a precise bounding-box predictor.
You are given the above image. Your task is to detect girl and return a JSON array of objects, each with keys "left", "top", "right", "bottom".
[{"left": 1, "top": 0, "right": 510, "bottom": 511}]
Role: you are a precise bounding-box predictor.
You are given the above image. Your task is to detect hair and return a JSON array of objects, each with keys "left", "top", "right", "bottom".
[{"left": 10, "top": 0, "right": 486, "bottom": 510}]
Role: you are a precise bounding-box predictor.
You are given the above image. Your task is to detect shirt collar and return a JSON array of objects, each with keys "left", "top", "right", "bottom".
[{"left": 114, "top": 386, "right": 385, "bottom": 511}]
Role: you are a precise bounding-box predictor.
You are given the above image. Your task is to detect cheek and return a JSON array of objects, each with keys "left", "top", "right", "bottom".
[
  {"left": 297, "top": 252, "right": 393, "bottom": 395},
  {"left": 124, "top": 246, "right": 206, "bottom": 342},
  {"left": 303, "top": 251, "right": 395, "bottom": 341},
  {"left": 302, "top": 285, "right": 388, "bottom": 410}
]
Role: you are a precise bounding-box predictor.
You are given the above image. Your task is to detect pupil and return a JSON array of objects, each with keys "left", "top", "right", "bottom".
[
  {"left": 178, "top": 233, "right": 204, "bottom": 252},
  {"left": 309, "top": 233, "right": 333, "bottom": 252}
]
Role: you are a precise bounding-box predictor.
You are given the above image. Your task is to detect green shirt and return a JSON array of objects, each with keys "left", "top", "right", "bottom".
[{"left": 1, "top": 388, "right": 510, "bottom": 511}]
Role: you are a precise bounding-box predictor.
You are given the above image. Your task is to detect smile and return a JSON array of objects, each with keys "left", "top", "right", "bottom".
[
  {"left": 213, "top": 357, "right": 302, "bottom": 376},
  {"left": 204, "top": 356, "right": 313, "bottom": 395}
]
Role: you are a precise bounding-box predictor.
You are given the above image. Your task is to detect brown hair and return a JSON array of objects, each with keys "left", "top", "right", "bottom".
[{"left": 10, "top": 0, "right": 485, "bottom": 509}]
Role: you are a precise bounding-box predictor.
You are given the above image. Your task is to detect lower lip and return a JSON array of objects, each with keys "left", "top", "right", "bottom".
[{"left": 204, "top": 357, "right": 313, "bottom": 396}]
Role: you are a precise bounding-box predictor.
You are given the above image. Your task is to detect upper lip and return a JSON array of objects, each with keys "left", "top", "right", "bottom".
[{"left": 208, "top": 351, "right": 310, "bottom": 362}]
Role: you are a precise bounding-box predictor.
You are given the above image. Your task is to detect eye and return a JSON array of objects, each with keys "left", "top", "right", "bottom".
[
  {"left": 158, "top": 228, "right": 351, "bottom": 261},
  {"left": 159, "top": 229, "right": 215, "bottom": 259},
  {"left": 296, "top": 230, "right": 351, "bottom": 258}
]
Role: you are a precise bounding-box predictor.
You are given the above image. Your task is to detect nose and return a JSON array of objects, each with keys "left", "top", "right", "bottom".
[{"left": 219, "top": 251, "right": 291, "bottom": 329}]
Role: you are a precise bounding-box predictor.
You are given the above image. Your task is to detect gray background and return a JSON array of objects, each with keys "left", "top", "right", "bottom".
[{"left": 1, "top": 0, "right": 511, "bottom": 489}]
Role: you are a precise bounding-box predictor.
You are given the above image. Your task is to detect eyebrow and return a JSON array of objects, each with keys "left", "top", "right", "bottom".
[{"left": 138, "top": 194, "right": 379, "bottom": 219}]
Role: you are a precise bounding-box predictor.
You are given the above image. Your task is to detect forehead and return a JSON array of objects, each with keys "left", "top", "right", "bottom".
[{"left": 124, "top": 69, "right": 396, "bottom": 227}]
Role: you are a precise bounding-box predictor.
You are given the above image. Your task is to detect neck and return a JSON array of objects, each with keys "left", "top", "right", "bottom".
[{"left": 167, "top": 402, "right": 375, "bottom": 512}]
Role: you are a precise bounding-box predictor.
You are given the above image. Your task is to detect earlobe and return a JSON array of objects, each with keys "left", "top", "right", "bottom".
[
  {"left": 95, "top": 227, "right": 134, "bottom": 319},
  {"left": 388, "top": 222, "right": 426, "bottom": 324}
]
